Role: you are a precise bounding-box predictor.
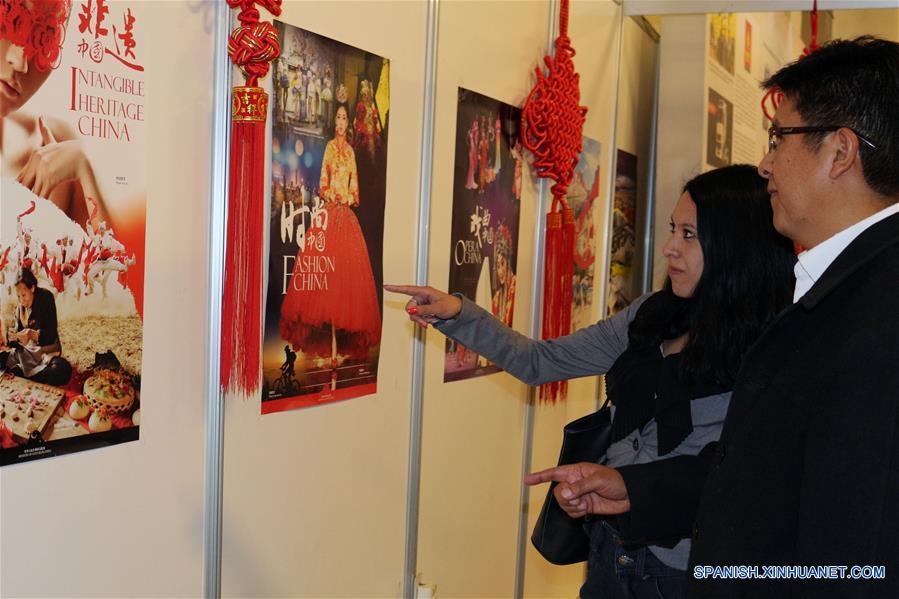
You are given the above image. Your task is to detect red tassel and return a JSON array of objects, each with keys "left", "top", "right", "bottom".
[
  {"left": 540, "top": 209, "right": 562, "bottom": 403},
  {"left": 221, "top": 87, "right": 268, "bottom": 394},
  {"left": 538, "top": 199, "right": 576, "bottom": 403},
  {"left": 521, "top": 0, "right": 586, "bottom": 403},
  {"left": 221, "top": 0, "right": 281, "bottom": 396},
  {"left": 558, "top": 205, "right": 575, "bottom": 399}
]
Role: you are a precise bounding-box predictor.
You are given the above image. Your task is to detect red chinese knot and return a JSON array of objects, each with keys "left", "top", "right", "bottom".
[
  {"left": 521, "top": 0, "right": 587, "bottom": 403},
  {"left": 227, "top": 0, "right": 281, "bottom": 87},
  {"left": 521, "top": 0, "right": 587, "bottom": 202}
]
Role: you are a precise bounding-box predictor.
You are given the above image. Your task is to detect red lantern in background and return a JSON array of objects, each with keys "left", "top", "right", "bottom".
[
  {"left": 521, "top": 0, "right": 587, "bottom": 403},
  {"left": 220, "top": 0, "right": 281, "bottom": 396}
]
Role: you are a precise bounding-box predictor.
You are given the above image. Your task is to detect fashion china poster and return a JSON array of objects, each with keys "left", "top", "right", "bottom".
[
  {"left": 261, "top": 21, "right": 389, "bottom": 413},
  {"left": 444, "top": 88, "right": 523, "bottom": 382},
  {"left": 0, "top": 0, "right": 148, "bottom": 465}
]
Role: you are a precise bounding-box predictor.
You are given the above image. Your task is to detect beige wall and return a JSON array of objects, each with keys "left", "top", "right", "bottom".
[
  {"left": 415, "top": 2, "right": 547, "bottom": 596},
  {"left": 615, "top": 17, "right": 659, "bottom": 296},
  {"left": 832, "top": 8, "right": 899, "bottom": 41}
]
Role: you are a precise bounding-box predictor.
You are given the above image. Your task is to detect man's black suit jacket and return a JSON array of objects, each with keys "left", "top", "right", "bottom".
[{"left": 615, "top": 210, "right": 899, "bottom": 597}]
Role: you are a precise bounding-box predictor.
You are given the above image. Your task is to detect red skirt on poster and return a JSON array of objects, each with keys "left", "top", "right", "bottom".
[{"left": 279, "top": 202, "right": 381, "bottom": 358}]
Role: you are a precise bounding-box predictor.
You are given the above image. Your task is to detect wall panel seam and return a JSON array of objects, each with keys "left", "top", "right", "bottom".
[
  {"left": 403, "top": 0, "right": 440, "bottom": 596},
  {"left": 202, "top": 2, "right": 232, "bottom": 598},
  {"left": 513, "top": 0, "right": 558, "bottom": 596}
]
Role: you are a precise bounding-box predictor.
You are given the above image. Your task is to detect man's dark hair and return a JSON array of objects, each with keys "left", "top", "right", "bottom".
[{"left": 763, "top": 36, "right": 899, "bottom": 197}]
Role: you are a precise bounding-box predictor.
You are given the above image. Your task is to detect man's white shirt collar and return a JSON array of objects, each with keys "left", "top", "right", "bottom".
[{"left": 793, "top": 202, "right": 899, "bottom": 303}]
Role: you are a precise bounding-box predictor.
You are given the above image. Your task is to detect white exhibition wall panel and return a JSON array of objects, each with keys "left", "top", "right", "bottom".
[
  {"left": 653, "top": 14, "right": 706, "bottom": 290},
  {"left": 616, "top": 16, "right": 659, "bottom": 295},
  {"left": 0, "top": 1, "right": 216, "bottom": 596},
  {"left": 219, "top": 1, "right": 426, "bottom": 597},
  {"left": 654, "top": 11, "right": 795, "bottom": 288},
  {"left": 521, "top": 2, "right": 624, "bottom": 597},
  {"left": 414, "top": 1, "right": 549, "bottom": 596}
]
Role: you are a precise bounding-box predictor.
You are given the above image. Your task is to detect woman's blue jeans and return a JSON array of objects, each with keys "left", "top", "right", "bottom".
[{"left": 580, "top": 520, "right": 686, "bottom": 599}]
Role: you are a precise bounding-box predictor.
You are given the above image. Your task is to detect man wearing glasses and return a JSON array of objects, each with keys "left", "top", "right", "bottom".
[
  {"left": 686, "top": 35, "right": 899, "bottom": 597},
  {"left": 531, "top": 37, "right": 899, "bottom": 597}
]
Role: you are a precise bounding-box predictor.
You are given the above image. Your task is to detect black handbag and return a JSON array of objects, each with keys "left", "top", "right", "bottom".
[{"left": 531, "top": 402, "right": 613, "bottom": 565}]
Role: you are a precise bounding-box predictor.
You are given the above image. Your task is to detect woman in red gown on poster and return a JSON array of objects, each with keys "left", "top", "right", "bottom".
[{"left": 279, "top": 105, "right": 381, "bottom": 386}]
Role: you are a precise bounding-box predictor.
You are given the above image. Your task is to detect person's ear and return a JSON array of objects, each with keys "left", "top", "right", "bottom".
[{"left": 829, "top": 127, "right": 861, "bottom": 180}]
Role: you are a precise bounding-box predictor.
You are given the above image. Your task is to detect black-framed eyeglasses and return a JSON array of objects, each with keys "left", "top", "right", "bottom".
[{"left": 767, "top": 125, "right": 878, "bottom": 152}]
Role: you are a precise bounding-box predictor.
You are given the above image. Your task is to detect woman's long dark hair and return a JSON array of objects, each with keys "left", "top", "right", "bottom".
[{"left": 635, "top": 165, "right": 795, "bottom": 386}]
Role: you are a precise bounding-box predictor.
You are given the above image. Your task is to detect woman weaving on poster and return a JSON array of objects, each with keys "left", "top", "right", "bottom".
[
  {"left": 0, "top": 0, "right": 111, "bottom": 230},
  {"left": 280, "top": 104, "right": 381, "bottom": 390},
  {"left": 1, "top": 268, "right": 71, "bottom": 386}
]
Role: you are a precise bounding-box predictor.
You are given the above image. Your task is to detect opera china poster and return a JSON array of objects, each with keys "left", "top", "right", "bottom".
[
  {"left": 0, "top": 0, "right": 148, "bottom": 465},
  {"left": 262, "top": 22, "right": 389, "bottom": 413},
  {"left": 444, "top": 88, "right": 522, "bottom": 383}
]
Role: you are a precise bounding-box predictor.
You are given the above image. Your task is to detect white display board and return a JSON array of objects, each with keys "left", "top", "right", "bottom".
[
  {"left": 653, "top": 11, "right": 795, "bottom": 289},
  {"left": 0, "top": 1, "right": 218, "bottom": 596},
  {"left": 413, "top": 2, "right": 548, "bottom": 596},
  {"left": 219, "top": 1, "right": 427, "bottom": 597}
]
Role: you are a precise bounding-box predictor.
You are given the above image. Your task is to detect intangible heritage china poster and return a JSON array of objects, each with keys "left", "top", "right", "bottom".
[
  {"left": 1, "top": 0, "right": 148, "bottom": 465},
  {"left": 444, "top": 88, "right": 522, "bottom": 383},
  {"left": 607, "top": 150, "right": 637, "bottom": 316},
  {"left": 262, "top": 21, "right": 389, "bottom": 413},
  {"left": 568, "top": 137, "right": 601, "bottom": 332}
]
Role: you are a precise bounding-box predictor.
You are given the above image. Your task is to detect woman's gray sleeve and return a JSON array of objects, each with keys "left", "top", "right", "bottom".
[{"left": 434, "top": 293, "right": 652, "bottom": 386}]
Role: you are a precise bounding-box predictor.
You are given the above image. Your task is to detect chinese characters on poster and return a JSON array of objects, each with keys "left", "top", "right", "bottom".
[
  {"left": 262, "top": 22, "right": 389, "bottom": 413},
  {"left": 444, "top": 88, "right": 523, "bottom": 382},
  {"left": 0, "top": 0, "right": 148, "bottom": 465}
]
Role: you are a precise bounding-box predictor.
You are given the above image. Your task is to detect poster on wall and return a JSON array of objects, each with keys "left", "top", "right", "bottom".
[
  {"left": 444, "top": 88, "right": 523, "bottom": 383},
  {"left": 568, "top": 137, "right": 601, "bottom": 332},
  {"left": 706, "top": 87, "right": 733, "bottom": 167},
  {"left": 744, "top": 20, "right": 753, "bottom": 73},
  {"left": 709, "top": 13, "right": 736, "bottom": 75},
  {"left": 0, "top": 0, "right": 148, "bottom": 465},
  {"left": 608, "top": 150, "right": 637, "bottom": 317},
  {"left": 262, "top": 21, "right": 389, "bottom": 413}
]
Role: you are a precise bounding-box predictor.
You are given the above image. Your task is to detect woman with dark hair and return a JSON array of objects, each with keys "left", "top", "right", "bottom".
[
  {"left": 386, "top": 164, "right": 795, "bottom": 599},
  {"left": 2, "top": 268, "right": 72, "bottom": 386}
]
